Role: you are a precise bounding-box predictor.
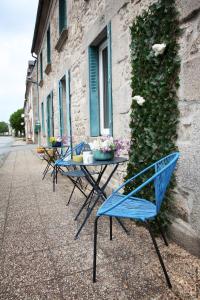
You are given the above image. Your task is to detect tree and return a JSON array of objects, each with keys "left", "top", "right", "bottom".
[
  {"left": 9, "top": 108, "right": 25, "bottom": 137},
  {"left": 0, "top": 122, "right": 9, "bottom": 135}
]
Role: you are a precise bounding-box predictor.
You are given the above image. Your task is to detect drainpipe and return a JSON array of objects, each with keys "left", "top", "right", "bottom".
[{"left": 31, "top": 52, "right": 41, "bottom": 146}]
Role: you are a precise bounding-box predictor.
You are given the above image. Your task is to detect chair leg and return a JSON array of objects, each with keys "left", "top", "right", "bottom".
[
  {"left": 66, "top": 181, "right": 77, "bottom": 206},
  {"left": 110, "top": 217, "right": 112, "bottom": 241},
  {"left": 156, "top": 219, "right": 168, "bottom": 246},
  {"left": 53, "top": 171, "right": 55, "bottom": 192},
  {"left": 146, "top": 222, "right": 172, "bottom": 289},
  {"left": 74, "top": 189, "right": 93, "bottom": 221},
  {"left": 93, "top": 216, "right": 99, "bottom": 283},
  {"left": 42, "top": 164, "right": 50, "bottom": 180},
  {"left": 55, "top": 166, "right": 58, "bottom": 184}
]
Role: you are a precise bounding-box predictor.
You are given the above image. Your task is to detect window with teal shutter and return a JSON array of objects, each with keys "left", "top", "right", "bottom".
[
  {"left": 46, "top": 92, "right": 54, "bottom": 142},
  {"left": 59, "top": 0, "right": 67, "bottom": 34},
  {"left": 88, "top": 46, "right": 100, "bottom": 136},
  {"left": 58, "top": 73, "right": 71, "bottom": 142},
  {"left": 88, "top": 22, "right": 113, "bottom": 137},
  {"left": 47, "top": 26, "right": 51, "bottom": 64}
]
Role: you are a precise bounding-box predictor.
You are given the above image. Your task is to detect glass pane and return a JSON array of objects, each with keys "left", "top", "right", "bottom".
[{"left": 102, "top": 47, "right": 109, "bottom": 129}]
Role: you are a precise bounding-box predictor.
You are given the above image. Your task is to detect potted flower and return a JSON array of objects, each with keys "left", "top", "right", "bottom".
[
  {"left": 49, "top": 136, "right": 62, "bottom": 147},
  {"left": 91, "top": 137, "right": 130, "bottom": 161}
]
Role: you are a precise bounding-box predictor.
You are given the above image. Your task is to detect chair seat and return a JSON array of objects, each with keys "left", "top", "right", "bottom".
[
  {"left": 62, "top": 169, "right": 86, "bottom": 177},
  {"left": 55, "top": 159, "right": 70, "bottom": 166},
  {"left": 97, "top": 194, "right": 157, "bottom": 221},
  {"left": 62, "top": 170, "right": 98, "bottom": 178}
]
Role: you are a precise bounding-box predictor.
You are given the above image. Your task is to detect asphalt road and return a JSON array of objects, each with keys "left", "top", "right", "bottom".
[
  {"left": 0, "top": 136, "right": 35, "bottom": 167},
  {"left": 0, "top": 136, "right": 14, "bottom": 155}
]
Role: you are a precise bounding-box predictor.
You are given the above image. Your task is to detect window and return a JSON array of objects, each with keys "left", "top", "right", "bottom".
[
  {"left": 47, "top": 26, "right": 51, "bottom": 64},
  {"left": 99, "top": 40, "right": 110, "bottom": 135},
  {"left": 59, "top": 0, "right": 67, "bottom": 34},
  {"left": 58, "top": 76, "right": 67, "bottom": 137},
  {"left": 46, "top": 92, "right": 54, "bottom": 141},
  {"left": 88, "top": 23, "right": 113, "bottom": 137},
  {"left": 40, "top": 52, "right": 43, "bottom": 81},
  {"left": 58, "top": 71, "right": 72, "bottom": 142},
  {"left": 41, "top": 102, "right": 45, "bottom": 134}
]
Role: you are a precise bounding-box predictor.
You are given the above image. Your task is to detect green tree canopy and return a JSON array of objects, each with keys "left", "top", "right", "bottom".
[
  {"left": 0, "top": 122, "right": 9, "bottom": 134},
  {"left": 9, "top": 108, "right": 24, "bottom": 136}
]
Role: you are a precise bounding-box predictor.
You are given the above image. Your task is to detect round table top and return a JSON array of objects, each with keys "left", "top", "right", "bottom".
[
  {"left": 42, "top": 144, "right": 69, "bottom": 149},
  {"left": 56, "top": 156, "right": 128, "bottom": 167}
]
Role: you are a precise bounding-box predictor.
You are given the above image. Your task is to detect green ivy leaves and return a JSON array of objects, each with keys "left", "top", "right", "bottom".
[{"left": 125, "top": 0, "right": 180, "bottom": 232}]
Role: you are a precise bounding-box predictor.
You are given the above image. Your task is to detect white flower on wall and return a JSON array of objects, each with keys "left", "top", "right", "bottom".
[
  {"left": 152, "top": 43, "right": 166, "bottom": 56},
  {"left": 133, "top": 95, "right": 145, "bottom": 106}
]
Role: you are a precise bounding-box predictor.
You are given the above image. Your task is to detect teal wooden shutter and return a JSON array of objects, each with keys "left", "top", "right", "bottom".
[
  {"left": 46, "top": 95, "right": 51, "bottom": 143},
  {"left": 58, "top": 81, "right": 63, "bottom": 137},
  {"left": 107, "top": 22, "right": 113, "bottom": 136},
  {"left": 88, "top": 46, "right": 100, "bottom": 136},
  {"left": 50, "top": 91, "right": 54, "bottom": 137},
  {"left": 66, "top": 70, "right": 72, "bottom": 150},
  {"left": 47, "top": 26, "right": 51, "bottom": 64},
  {"left": 59, "top": 0, "right": 67, "bottom": 34}
]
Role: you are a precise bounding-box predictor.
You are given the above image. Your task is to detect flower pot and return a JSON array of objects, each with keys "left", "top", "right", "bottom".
[
  {"left": 36, "top": 147, "right": 45, "bottom": 154},
  {"left": 93, "top": 150, "right": 114, "bottom": 161},
  {"left": 52, "top": 141, "right": 62, "bottom": 147}
]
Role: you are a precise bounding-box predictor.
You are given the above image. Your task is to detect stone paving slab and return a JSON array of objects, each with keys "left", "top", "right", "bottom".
[{"left": 0, "top": 149, "right": 199, "bottom": 299}]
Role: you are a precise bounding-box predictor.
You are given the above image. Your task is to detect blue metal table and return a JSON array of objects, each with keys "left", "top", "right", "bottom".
[{"left": 57, "top": 157, "right": 128, "bottom": 238}]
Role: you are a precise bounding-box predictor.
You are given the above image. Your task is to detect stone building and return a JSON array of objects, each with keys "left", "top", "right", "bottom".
[
  {"left": 30, "top": 0, "right": 200, "bottom": 256},
  {"left": 24, "top": 61, "right": 38, "bottom": 144}
]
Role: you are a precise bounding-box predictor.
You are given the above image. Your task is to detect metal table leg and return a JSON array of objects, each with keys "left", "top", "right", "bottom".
[{"left": 75, "top": 164, "right": 128, "bottom": 238}]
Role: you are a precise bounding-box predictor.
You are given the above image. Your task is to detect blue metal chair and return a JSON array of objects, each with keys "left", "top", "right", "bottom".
[
  {"left": 93, "top": 152, "right": 179, "bottom": 288},
  {"left": 53, "top": 141, "right": 85, "bottom": 187},
  {"left": 53, "top": 142, "right": 93, "bottom": 205}
]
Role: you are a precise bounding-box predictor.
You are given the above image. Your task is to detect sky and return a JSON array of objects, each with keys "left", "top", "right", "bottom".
[{"left": 0, "top": 0, "right": 38, "bottom": 123}]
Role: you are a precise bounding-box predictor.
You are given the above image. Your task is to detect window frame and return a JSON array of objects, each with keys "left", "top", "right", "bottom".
[{"left": 98, "top": 40, "right": 110, "bottom": 136}]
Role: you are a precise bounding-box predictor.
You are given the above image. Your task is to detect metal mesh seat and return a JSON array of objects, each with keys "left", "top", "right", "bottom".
[
  {"left": 97, "top": 194, "right": 157, "bottom": 220},
  {"left": 62, "top": 169, "right": 97, "bottom": 178}
]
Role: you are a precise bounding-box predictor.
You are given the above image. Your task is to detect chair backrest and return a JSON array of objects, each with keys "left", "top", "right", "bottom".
[
  {"left": 154, "top": 152, "right": 179, "bottom": 213},
  {"left": 63, "top": 142, "right": 85, "bottom": 159}
]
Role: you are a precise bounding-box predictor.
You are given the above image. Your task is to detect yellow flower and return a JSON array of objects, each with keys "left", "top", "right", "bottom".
[{"left": 50, "top": 136, "right": 56, "bottom": 143}]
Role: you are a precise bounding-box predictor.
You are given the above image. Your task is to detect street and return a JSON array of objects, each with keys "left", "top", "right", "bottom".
[
  {"left": 0, "top": 136, "right": 14, "bottom": 155},
  {"left": 0, "top": 147, "right": 199, "bottom": 299}
]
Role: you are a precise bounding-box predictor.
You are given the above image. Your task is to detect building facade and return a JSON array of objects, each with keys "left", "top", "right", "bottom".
[
  {"left": 30, "top": 0, "right": 200, "bottom": 256},
  {"left": 24, "top": 61, "right": 38, "bottom": 144}
]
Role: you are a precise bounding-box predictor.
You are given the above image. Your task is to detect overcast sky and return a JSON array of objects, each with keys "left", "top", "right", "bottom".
[{"left": 0, "top": 0, "right": 38, "bottom": 123}]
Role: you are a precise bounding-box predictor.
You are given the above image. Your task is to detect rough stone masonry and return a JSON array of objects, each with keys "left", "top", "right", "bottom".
[{"left": 29, "top": 0, "right": 200, "bottom": 256}]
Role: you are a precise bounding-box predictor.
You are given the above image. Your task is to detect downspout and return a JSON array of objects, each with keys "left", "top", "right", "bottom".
[{"left": 32, "top": 52, "right": 41, "bottom": 146}]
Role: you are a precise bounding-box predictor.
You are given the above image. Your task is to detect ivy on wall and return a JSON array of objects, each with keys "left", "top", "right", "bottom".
[{"left": 125, "top": 0, "right": 181, "bottom": 231}]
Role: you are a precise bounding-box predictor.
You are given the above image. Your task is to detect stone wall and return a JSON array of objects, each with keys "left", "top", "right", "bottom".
[
  {"left": 169, "top": 0, "right": 200, "bottom": 256},
  {"left": 24, "top": 65, "right": 38, "bottom": 144},
  {"left": 35, "top": 0, "right": 200, "bottom": 256}
]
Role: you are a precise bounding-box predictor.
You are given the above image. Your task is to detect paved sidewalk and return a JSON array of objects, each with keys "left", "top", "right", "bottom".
[{"left": 0, "top": 149, "right": 199, "bottom": 299}]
